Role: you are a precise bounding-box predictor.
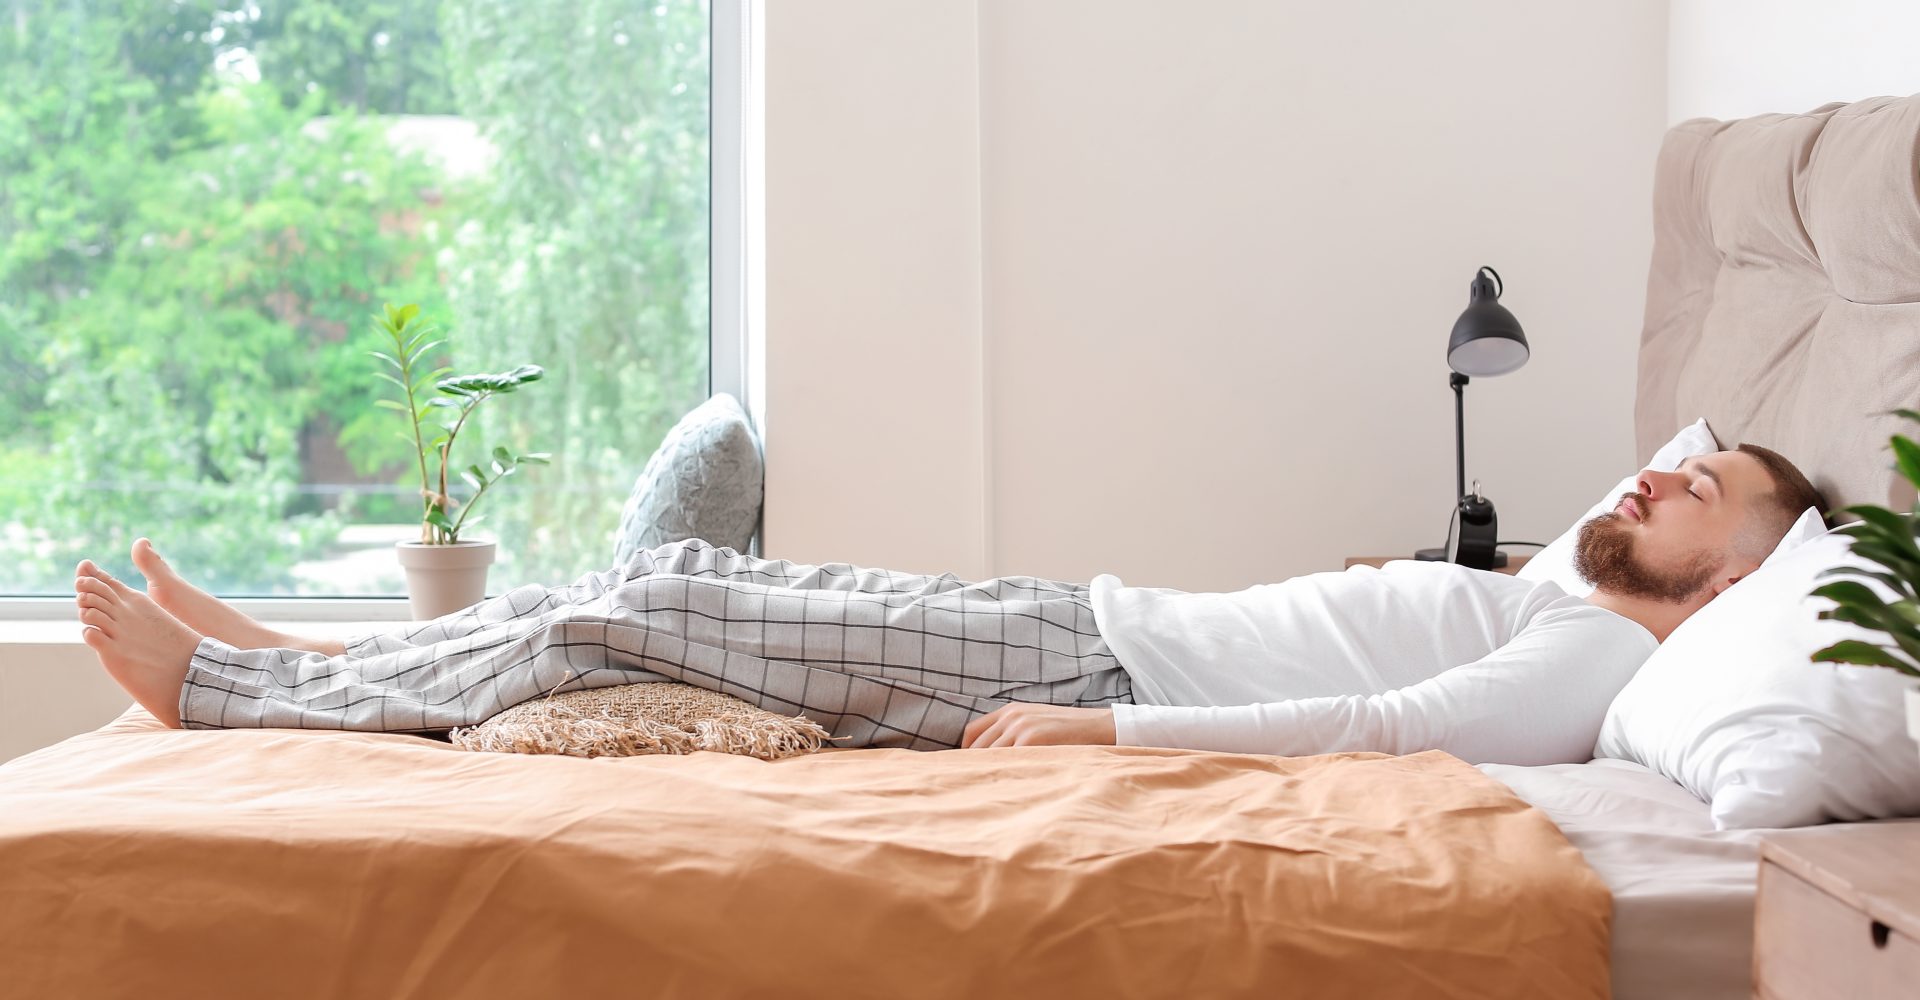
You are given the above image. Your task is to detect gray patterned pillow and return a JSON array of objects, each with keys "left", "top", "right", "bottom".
[{"left": 611, "top": 393, "right": 763, "bottom": 565}]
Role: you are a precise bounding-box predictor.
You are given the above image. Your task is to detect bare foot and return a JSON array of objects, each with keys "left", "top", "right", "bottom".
[
  {"left": 75, "top": 560, "right": 201, "bottom": 728},
  {"left": 131, "top": 538, "right": 337, "bottom": 653}
]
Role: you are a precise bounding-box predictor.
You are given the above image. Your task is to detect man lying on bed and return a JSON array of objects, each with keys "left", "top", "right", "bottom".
[{"left": 70, "top": 444, "right": 1824, "bottom": 764}]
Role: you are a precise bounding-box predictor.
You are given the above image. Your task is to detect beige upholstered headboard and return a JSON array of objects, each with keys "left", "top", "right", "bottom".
[{"left": 1636, "top": 93, "right": 1920, "bottom": 513}]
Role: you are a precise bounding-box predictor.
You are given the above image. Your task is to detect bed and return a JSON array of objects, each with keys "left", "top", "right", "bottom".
[{"left": 4, "top": 94, "right": 1918, "bottom": 999}]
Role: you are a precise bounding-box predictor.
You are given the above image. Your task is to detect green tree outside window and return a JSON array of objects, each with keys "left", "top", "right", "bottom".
[{"left": 0, "top": 0, "right": 709, "bottom": 594}]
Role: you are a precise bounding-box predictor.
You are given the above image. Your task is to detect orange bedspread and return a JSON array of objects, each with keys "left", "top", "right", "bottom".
[{"left": 0, "top": 709, "right": 1609, "bottom": 999}]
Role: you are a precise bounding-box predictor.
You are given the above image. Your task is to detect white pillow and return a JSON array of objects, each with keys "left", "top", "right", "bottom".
[
  {"left": 1595, "top": 520, "right": 1920, "bottom": 829},
  {"left": 1517, "top": 418, "right": 1719, "bottom": 597}
]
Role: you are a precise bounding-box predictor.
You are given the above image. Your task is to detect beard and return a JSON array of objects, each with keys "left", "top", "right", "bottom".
[{"left": 1573, "top": 508, "right": 1719, "bottom": 603}]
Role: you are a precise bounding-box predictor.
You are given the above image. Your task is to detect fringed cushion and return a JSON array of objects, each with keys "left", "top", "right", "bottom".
[{"left": 450, "top": 682, "right": 830, "bottom": 761}]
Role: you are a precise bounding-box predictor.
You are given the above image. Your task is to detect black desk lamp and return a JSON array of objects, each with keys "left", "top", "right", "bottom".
[{"left": 1414, "top": 265, "right": 1529, "bottom": 570}]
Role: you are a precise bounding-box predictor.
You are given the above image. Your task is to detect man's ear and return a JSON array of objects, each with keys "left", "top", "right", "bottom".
[{"left": 1712, "top": 558, "right": 1761, "bottom": 597}]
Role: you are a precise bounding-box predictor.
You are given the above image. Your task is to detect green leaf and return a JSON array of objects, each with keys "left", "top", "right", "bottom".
[
  {"left": 1843, "top": 540, "right": 1920, "bottom": 578},
  {"left": 425, "top": 507, "right": 457, "bottom": 533},
  {"left": 521, "top": 453, "right": 552, "bottom": 465},
  {"left": 1810, "top": 640, "right": 1918, "bottom": 674},
  {"left": 397, "top": 303, "right": 421, "bottom": 326},
  {"left": 493, "top": 445, "right": 512, "bottom": 463},
  {"left": 1891, "top": 409, "right": 1920, "bottom": 426},
  {"left": 1810, "top": 580, "right": 1889, "bottom": 610},
  {"left": 1817, "top": 565, "right": 1917, "bottom": 601},
  {"left": 373, "top": 399, "right": 411, "bottom": 413},
  {"left": 491, "top": 460, "right": 506, "bottom": 476},
  {"left": 1840, "top": 504, "right": 1920, "bottom": 560},
  {"left": 438, "top": 366, "right": 546, "bottom": 396},
  {"left": 1892, "top": 436, "right": 1920, "bottom": 489},
  {"left": 368, "top": 350, "right": 403, "bottom": 371},
  {"left": 459, "top": 470, "right": 483, "bottom": 493}
]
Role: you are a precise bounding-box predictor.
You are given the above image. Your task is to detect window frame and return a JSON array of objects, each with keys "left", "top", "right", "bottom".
[{"left": 0, "top": 0, "right": 748, "bottom": 624}]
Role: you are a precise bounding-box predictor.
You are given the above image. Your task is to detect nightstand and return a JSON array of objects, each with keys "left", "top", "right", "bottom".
[
  {"left": 1754, "top": 820, "right": 1920, "bottom": 999},
  {"left": 1343, "top": 553, "right": 1532, "bottom": 575}
]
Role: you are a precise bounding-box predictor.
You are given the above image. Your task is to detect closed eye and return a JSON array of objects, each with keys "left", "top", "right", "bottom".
[{"left": 1689, "top": 488, "right": 1702, "bottom": 501}]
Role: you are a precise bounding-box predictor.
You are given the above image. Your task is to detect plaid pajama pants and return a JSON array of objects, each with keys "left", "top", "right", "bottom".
[{"left": 179, "top": 538, "right": 1134, "bottom": 750}]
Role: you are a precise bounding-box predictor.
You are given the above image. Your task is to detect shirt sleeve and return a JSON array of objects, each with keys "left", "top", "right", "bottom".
[{"left": 1108, "top": 608, "right": 1655, "bottom": 766}]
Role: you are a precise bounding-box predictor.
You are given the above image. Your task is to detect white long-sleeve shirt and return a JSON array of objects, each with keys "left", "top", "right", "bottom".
[{"left": 1090, "top": 560, "right": 1657, "bottom": 766}]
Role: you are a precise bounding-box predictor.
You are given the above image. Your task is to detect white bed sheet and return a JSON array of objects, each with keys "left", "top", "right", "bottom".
[{"left": 1481, "top": 757, "right": 1767, "bottom": 1000}]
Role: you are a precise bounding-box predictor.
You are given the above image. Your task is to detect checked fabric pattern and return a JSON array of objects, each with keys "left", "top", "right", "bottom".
[{"left": 179, "top": 539, "right": 1134, "bottom": 750}]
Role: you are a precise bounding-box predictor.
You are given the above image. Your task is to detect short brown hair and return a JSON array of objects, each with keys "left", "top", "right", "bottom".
[{"left": 1733, "top": 442, "right": 1830, "bottom": 557}]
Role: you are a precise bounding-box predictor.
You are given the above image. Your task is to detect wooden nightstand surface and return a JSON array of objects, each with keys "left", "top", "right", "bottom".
[
  {"left": 1754, "top": 820, "right": 1920, "bottom": 1000},
  {"left": 1760, "top": 820, "right": 1920, "bottom": 942},
  {"left": 1343, "top": 553, "right": 1532, "bottom": 576}
]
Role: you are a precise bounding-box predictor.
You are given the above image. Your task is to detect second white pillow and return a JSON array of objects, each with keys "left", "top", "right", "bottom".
[{"left": 1596, "top": 521, "right": 1920, "bottom": 830}]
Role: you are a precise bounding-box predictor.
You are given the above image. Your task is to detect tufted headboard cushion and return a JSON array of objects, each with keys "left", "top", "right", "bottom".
[{"left": 1636, "top": 94, "right": 1920, "bottom": 513}]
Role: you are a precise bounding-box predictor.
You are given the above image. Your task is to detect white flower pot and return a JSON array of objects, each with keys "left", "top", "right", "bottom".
[{"left": 395, "top": 540, "right": 496, "bottom": 621}]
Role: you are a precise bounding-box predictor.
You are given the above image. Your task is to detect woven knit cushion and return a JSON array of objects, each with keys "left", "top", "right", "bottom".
[
  {"left": 450, "top": 682, "right": 830, "bottom": 760},
  {"left": 611, "top": 393, "right": 763, "bottom": 566}
]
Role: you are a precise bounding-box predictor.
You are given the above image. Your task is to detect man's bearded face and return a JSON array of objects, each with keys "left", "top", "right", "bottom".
[{"left": 1573, "top": 493, "right": 1720, "bottom": 603}]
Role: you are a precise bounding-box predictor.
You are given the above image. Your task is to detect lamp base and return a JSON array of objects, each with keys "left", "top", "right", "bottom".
[{"left": 1413, "top": 546, "right": 1509, "bottom": 568}]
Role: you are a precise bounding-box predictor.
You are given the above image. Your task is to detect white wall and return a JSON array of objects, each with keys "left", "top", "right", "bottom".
[
  {"left": 1669, "top": 0, "right": 1920, "bottom": 123},
  {"left": 761, "top": 1, "right": 1670, "bottom": 590},
  {"left": 759, "top": 1, "right": 988, "bottom": 576}
]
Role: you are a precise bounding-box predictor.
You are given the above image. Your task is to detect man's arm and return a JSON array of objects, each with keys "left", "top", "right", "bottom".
[{"left": 1110, "top": 609, "right": 1653, "bottom": 766}]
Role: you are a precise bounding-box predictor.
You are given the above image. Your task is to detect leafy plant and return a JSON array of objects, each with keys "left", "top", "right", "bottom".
[
  {"left": 1810, "top": 408, "right": 1920, "bottom": 679},
  {"left": 372, "top": 303, "right": 549, "bottom": 544}
]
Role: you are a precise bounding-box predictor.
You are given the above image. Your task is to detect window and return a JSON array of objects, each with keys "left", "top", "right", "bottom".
[{"left": 0, "top": 0, "right": 715, "bottom": 598}]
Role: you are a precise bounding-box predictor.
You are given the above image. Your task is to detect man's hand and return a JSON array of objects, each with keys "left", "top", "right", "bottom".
[{"left": 960, "top": 703, "right": 1117, "bottom": 749}]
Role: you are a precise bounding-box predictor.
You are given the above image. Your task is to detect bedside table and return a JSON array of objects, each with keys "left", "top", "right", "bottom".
[
  {"left": 1754, "top": 820, "right": 1920, "bottom": 999},
  {"left": 1343, "top": 553, "right": 1532, "bottom": 575}
]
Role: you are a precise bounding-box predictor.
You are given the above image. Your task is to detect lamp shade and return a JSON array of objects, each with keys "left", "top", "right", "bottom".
[{"left": 1446, "top": 266, "right": 1529, "bottom": 376}]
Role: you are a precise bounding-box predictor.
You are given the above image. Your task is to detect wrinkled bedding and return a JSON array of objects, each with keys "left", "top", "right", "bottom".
[
  {"left": 0, "top": 709, "right": 1610, "bottom": 999},
  {"left": 1484, "top": 757, "right": 1768, "bottom": 1000}
]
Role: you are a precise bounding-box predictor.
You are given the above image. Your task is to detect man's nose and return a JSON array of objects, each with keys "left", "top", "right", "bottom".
[{"left": 1636, "top": 471, "right": 1662, "bottom": 499}]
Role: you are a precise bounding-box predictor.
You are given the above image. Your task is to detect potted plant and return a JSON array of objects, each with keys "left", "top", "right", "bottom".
[
  {"left": 1809, "top": 408, "right": 1920, "bottom": 759},
  {"left": 372, "top": 303, "right": 550, "bottom": 619}
]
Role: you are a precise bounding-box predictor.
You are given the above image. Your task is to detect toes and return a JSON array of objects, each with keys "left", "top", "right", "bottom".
[
  {"left": 81, "top": 625, "right": 107, "bottom": 650},
  {"left": 132, "top": 538, "right": 167, "bottom": 575},
  {"left": 75, "top": 577, "right": 115, "bottom": 599},
  {"left": 80, "top": 608, "right": 115, "bottom": 637},
  {"left": 76, "top": 593, "right": 114, "bottom": 616},
  {"left": 75, "top": 560, "right": 132, "bottom": 595}
]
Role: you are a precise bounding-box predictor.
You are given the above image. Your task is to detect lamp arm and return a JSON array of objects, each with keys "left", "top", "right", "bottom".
[{"left": 1451, "top": 372, "right": 1469, "bottom": 500}]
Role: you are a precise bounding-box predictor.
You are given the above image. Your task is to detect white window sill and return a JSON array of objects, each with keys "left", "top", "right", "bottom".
[
  {"left": 1, "top": 596, "right": 413, "bottom": 648},
  {"left": 0, "top": 597, "right": 415, "bottom": 644},
  {"left": 0, "top": 618, "right": 389, "bottom": 647}
]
